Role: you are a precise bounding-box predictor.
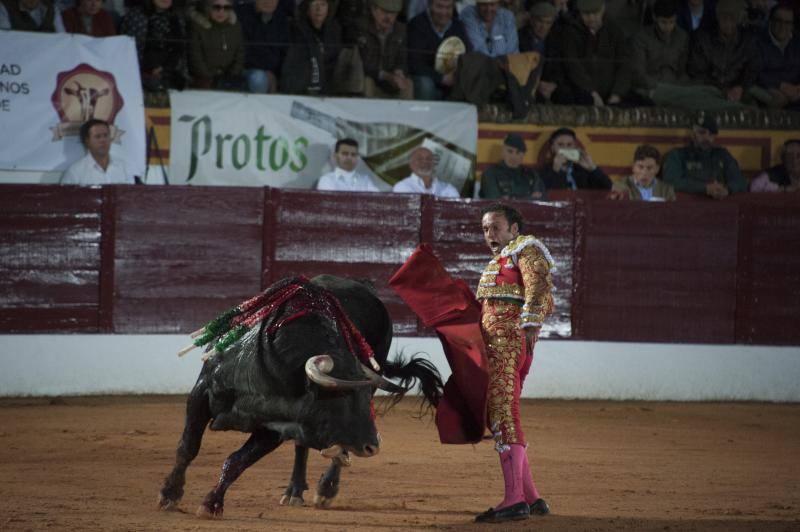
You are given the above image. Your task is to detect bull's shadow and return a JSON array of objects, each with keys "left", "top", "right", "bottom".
[{"left": 158, "top": 275, "right": 443, "bottom": 518}]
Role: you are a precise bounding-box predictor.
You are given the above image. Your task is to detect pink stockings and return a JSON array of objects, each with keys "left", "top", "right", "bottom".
[{"left": 496, "top": 444, "right": 540, "bottom": 509}]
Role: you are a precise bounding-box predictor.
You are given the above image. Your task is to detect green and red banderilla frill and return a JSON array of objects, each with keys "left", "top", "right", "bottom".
[{"left": 177, "top": 276, "right": 381, "bottom": 371}]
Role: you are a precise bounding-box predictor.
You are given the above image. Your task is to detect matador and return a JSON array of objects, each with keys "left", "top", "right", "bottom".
[{"left": 474, "top": 203, "right": 555, "bottom": 523}]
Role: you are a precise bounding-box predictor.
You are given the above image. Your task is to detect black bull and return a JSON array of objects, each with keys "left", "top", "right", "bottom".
[{"left": 158, "top": 275, "right": 444, "bottom": 517}]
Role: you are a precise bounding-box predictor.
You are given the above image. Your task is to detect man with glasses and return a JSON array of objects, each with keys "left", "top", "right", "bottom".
[
  {"left": 460, "top": 0, "right": 518, "bottom": 58},
  {"left": 752, "top": 3, "right": 800, "bottom": 110}
]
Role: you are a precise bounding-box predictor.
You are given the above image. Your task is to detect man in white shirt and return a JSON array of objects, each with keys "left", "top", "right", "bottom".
[
  {"left": 392, "top": 146, "right": 460, "bottom": 197},
  {"left": 61, "top": 119, "right": 136, "bottom": 185},
  {"left": 316, "top": 138, "right": 381, "bottom": 192}
]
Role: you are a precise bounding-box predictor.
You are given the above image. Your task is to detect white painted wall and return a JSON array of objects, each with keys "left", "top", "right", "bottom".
[{"left": 2, "top": 335, "right": 798, "bottom": 401}]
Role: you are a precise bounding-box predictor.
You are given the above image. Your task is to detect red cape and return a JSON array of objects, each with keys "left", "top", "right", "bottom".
[{"left": 389, "top": 244, "right": 488, "bottom": 444}]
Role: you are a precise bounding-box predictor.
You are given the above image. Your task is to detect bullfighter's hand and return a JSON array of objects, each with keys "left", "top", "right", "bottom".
[{"left": 524, "top": 327, "right": 540, "bottom": 354}]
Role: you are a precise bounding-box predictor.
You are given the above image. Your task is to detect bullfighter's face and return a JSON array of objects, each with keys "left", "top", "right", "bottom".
[{"left": 482, "top": 211, "right": 519, "bottom": 256}]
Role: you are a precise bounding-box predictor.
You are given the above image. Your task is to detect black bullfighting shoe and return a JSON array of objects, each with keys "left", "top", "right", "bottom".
[
  {"left": 530, "top": 498, "right": 550, "bottom": 515},
  {"left": 474, "top": 502, "right": 530, "bottom": 523}
]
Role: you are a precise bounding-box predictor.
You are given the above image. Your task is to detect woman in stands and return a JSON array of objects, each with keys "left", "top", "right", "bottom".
[
  {"left": 280, "top": 0, "right": 343, "bottom": 95},
  {"left": 121, "top": 0, "right": 189, "bottom": 91},
  {"left": 188, "top": 0, "right": 245, "bottom": 90}
]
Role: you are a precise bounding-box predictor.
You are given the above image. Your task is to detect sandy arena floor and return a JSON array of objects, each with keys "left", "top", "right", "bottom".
[{"left": 0, "top": 396, "right": 798, "bottom": 531}]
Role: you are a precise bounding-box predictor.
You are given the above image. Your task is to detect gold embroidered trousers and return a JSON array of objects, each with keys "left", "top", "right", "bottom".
[{"left": 480, "top": 299, "right": 534, "bottom": 449}]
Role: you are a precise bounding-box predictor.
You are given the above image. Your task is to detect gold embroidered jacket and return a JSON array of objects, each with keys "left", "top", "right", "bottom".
[{"left": 476, "top": 235, "right": 555, "bottom": 327}]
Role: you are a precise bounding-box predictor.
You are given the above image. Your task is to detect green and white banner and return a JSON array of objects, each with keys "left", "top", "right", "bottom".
[
  {"left": 169, "top": 91, "right": 477, "bottom": 192},
  {"left": 0, "top": 32, "right": 145, "bottom": 178}
]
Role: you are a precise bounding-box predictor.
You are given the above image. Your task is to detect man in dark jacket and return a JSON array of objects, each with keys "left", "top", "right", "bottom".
[
  {"left": 0, "top": 0, "right": 63, "bottom": 31},
  {"left": 353, "top": 0, "right": 413, "bottom": 98},
  {"left": 518, "top": 1, "right": 562, "bottom": 103},
  {"left": 662, "top": 115, "right": 748, "bottom": 198},
  {"left": 559, "top": 0, "right": 633, "bottom": 106},
  {"left": 752, "top": 3, "right": 800, "bottom": 109},
  {"left": 237, "top": 0, "right": 289, "bottom": 93},
  {"left": 687, "top": 0, "right": 761, "bottom": 103},
  {"left": 407, "top": 0, "right": 470, "bottom": 100},
  {"left": 480, "top": 133, "right": 547, "bottom": 200},
  {"left": 540, "top": 127, "right": 612, "bottom": 190}
]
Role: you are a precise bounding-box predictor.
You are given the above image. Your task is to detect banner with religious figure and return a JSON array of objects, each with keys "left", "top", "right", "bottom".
[{"left": 0, "top": 32, "right": 146, "bottom": 179}]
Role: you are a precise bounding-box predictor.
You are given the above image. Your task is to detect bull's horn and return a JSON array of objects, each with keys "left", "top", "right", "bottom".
[
  {"left": 305, "top": 355, "right": 373, "bottom": 389},
  {"left": 320, "top": 444, "right": 343, "bottom": 458},
  {"left": 360, "top": 363, "right": 407, "bottom": 394}
]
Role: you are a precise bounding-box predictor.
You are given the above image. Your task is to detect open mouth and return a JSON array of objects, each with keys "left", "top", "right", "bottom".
[{"left": 489, "top": 241, "right": 500, "bottom": 252}]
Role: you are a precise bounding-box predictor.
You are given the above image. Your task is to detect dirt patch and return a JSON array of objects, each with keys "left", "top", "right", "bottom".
[{"left": 1, "top": 396, "right": 798, "bottom": 531}]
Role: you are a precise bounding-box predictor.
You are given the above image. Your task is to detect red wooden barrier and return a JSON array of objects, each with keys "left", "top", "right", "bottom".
[{"left": 1, "top": 185, "right": 798, "bottom": 345}]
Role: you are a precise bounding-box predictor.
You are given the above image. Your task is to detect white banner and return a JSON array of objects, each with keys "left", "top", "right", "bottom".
[
  {"left": 0, "top": 31, "right": 146, "bottom": 178},
  {"left": 169, "top": 91, "right": 477, "bottom": 192}
]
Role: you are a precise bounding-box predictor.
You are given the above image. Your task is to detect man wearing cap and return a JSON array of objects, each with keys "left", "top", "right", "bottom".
[
  {"left": 540, "top": 127, "right": 612, "bottom": 190},
  {"left": 393, "top": 146, "right": 460, "bottom": 197},
  {"left": 407, "top": 0, "right": 471, "bottom": 100},
  {"left": 662, "top": 117, "right": 748, "bottom": 198},
  {"left": 460, "top": 0, "right": 519, "bottom": 58},
  {"left": 559, "top": 0, "right": 633, "bottom": 106},
  {"left": 480, "top": 133, "right": 547, "bottom": 200},
  {"left": 687, "top": 0, "right": 761, "bottom": 103},
  {"left": 518, "top": 1, "right": 563, "bottom": 103},
  {"left": 353, "top": 0, "right": 414, "bottom": 99}
]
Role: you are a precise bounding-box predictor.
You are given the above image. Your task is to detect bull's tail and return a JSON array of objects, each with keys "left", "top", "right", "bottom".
[{"left": 381, "top": 353, "right": 444, "bottom": 413}]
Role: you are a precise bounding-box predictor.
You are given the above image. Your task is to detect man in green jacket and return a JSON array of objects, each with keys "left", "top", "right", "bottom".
[
  {"left": 662, "top": 116, "right": 748, "bottom": 199},
  {"left": 479, "top": 133, "right": 547, "bottom": 200}
]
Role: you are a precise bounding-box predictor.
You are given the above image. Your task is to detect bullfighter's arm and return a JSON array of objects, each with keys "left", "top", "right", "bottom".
[{"left": 517, "top": 244, "right": 554, "bottom": 329}]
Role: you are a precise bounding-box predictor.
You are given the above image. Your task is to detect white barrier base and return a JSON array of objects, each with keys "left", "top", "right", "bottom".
[{"left": 1, "top": 335, "right": 798, "bottom": 401}]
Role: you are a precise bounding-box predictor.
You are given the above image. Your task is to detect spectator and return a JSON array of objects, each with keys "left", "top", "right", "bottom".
[
  {"left": 0, "top": 0, "right": 65, "bottom": 31},
  {"left": 752, "top": 3, "right": 800, "bottom": 109},
  {"left": 60, "top": 119, "right": 136, "bottom": 185},
  {"left": 281, "top": 0, "right": 342, "bottom": 95},
  {"left": 687, "top": 0, "right": 761, "bottom": 104},
  {"left": 407, "top": 0, "right": 471, "bottom": 100},
  {"left": 540, "top": 127, "right": 612, "bottom": 190},
  {"left": 750, "top": 138, "right": 800, "bottom": 192},
  {"left": 610, "top": 145, "right": 677, "bottom": 201},
  {"left": 662, "top": 116, "right": 748, "bottom": 198},
  {"left": 479, "top": 133, "right": 547, "bottom": 200},
  {"left": 236, "top": 0, "right": 289, "bottom": 94},
  {"left": 631, "top": 0, "right": 744, "bottom": 110},
  {"left": 317, "top": 138, "right": 381, "bottom": 191},
  {"left": 460, "top": 0, "right": 519, "bottom": 57},
  {"left": 337, "top": 0, "right": 367, "bottom": 44},
  {"left": 352, "top": 0, "right": 413, "bottom": 99},
  {"left": 62, "top": 0, "right": 116, "bottom": 36},
  {"left": 676, "top": 0, "right": 718, "bottom": 34},
  {"left": 188, "top": 0, "right": 245, "bottom": 90},
  {"left": 559, "top": 0, "right": 633, "bottom": 106},
  {"left": 120, "top": 0, "right": 188, "bottom": 91},
  {"left": 393, "top": 146, "right": 460, "bottom": 197},
  {"left": 518, "top": 1, "right": 561, "bottom": 103},
  {"left": 745, "top": 0, "right": 771, "bottom": 29}
]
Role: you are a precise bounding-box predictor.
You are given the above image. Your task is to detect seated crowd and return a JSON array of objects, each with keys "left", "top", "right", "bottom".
[
  {"left": 2, "top": 0, "right": 799, "bottom": 110},
  {"left": 62, "top": 116, "right": 799, "bottom": 202}
]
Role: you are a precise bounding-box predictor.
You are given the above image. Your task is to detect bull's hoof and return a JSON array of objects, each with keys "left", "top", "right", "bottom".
[
  {"left": 313, "top": 494, "right": 334, "bottom": 508},
  {"left": 279, "top": 495, "right": 305, "bottom": 507},
  {"left": 196, "top": 502, "right": 223, "bottom": 519},
  {"left": 157, "top": 493, "right": 181, "bottom": 511}
]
